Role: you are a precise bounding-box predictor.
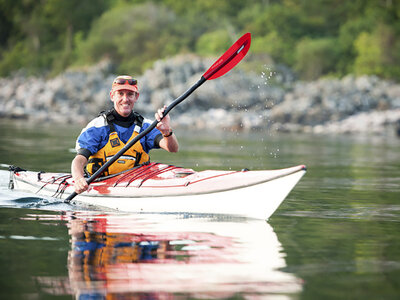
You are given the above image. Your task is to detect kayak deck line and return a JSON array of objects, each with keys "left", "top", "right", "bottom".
[
  {"left": 132, "top": 164, "right": 178, "bottom": 188},
  {"left": 9, "top": 163, "right": 307, "bottom": 219},
  {"left": 33, "top": 173, "right": 72, "bottom": 197},
  {"left": 115, "top": 163, "right": 158, "bottom": 187}
]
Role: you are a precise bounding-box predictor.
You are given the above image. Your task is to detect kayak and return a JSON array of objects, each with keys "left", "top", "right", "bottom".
[{"left": 9, "top": 162, "right": 306, "bottom": 219}]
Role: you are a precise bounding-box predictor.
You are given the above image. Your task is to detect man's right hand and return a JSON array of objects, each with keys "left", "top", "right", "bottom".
[
  {"left": 71, "top": 154, "right": 89, "bottom": 194},
  {"left": 74, "top": 177, "right": 88, "bottom": 194}
]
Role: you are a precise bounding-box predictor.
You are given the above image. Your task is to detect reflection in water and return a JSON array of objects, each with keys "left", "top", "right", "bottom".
[{"left": 65, "top": 213, "right": 302, "bottom": 299}]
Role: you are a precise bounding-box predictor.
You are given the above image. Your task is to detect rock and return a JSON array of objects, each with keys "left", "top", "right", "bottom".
[
  {"left": 396, "top": 120, "right": 400, "bottom": 137},
  {"left": 0, "top": 55, "right": 400, "bottom": 135},
  {"left": 313, "top": 109, "right": 400, "bottom": 134},
  {"left": 355, "top": 75, "right": 378, "bottom": 91}
]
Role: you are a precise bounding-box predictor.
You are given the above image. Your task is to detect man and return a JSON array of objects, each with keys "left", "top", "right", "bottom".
[{"left": 71, "top": 75, "right": 178, "bottom": 194}]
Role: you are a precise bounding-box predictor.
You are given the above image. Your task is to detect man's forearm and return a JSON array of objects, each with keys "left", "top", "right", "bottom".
[
  {"left": 71, "top": 155, "right": 88, "bottom": 180},
  {"left": 160, "top": 133, "right": 179, "bottom": 152}
]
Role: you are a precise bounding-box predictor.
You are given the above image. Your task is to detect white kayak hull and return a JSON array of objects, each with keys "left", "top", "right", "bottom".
[{"left": 10, "top": 163, "right": 306, "bottom": 220}]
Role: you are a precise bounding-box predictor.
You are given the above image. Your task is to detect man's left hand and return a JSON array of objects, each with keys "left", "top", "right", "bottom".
[{"left": 155, "top": 105, "right": 171, "bottom": 135}]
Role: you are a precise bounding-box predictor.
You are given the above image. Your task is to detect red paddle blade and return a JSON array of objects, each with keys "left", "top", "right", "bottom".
[{"left": 202, "top": 32, "right": 251, "bottom": 80}]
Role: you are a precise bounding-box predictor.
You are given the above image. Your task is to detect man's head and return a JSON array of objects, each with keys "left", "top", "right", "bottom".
[{"left": 110, "top": 75, "right": 139, "bottom": 117}]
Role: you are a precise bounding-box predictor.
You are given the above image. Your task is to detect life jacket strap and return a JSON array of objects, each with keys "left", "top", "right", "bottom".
[{"left": 105, "top": 110, "right": 116, "bottom": 133}]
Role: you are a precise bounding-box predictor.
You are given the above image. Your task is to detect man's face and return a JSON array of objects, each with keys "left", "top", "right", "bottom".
[{"left": 110, "top": 89, "right": 138, "bottom": 117}]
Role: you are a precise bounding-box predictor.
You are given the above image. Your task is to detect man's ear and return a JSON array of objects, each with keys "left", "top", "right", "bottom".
[{"left": 109, "top": 90, "right": 114, "bottom": 102}]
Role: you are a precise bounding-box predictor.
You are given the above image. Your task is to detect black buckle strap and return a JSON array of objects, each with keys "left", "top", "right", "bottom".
[
  {"left": 8, "top": 165, "right": 26, "bottom": 173},
  {"left": 105, "top": 110, "right": 116, "bottom": 133}
]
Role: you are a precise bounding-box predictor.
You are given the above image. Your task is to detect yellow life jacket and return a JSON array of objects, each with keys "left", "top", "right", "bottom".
[{"left": 85, "top": 113, "right": 150, "bottom": 176}]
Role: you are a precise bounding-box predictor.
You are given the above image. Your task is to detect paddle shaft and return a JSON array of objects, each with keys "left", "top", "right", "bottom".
[{"left": 65, "top": 76, "right": 206, "bottom": 203}]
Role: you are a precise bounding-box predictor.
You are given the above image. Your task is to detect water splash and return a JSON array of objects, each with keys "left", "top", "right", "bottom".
[
  {"left": 261, "top": 66, "right": 276, "bottom": 84},
  {"left": 20, "top": 197, "right": 64, "bottom": 209},
  {"left": 269, "top": 148, "right": 280, "bottom": 159}
]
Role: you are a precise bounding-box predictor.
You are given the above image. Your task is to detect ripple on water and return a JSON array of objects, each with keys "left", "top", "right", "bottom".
[{"left": 279, "top": 205, "right": 400, "bottom": 222}]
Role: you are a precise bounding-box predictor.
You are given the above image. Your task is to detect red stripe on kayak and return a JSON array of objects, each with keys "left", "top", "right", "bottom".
[
  {"left": 132, "top": 165, "right": 178, "bottom": 188},
  {"left": 137, "top": 170, "right": 239, "bottom": 189},
  {"left": 113, "top": 163, "right": 159, "bottom": 187}
]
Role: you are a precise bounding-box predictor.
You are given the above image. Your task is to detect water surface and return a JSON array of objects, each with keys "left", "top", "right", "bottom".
[{"left": 0, "top": 119, "right": 400, "bottom": 299}]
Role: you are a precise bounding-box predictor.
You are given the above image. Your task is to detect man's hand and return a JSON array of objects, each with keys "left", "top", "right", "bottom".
[
  {"left": 155, "top": 105, "right": 171, "bottom": 135},
  {"left": 74, "top": 177, "right": 88, "bottom": 194},
  {"left": 71, "top": 155, "right": 89, "bottom": 194},
  {"left": 155, "top": 105, "right": 179, "bottom": 152}
]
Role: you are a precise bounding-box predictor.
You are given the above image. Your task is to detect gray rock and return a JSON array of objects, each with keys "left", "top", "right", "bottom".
[{"left": 0, "top": 55, "right": 399, "bottom": 135}]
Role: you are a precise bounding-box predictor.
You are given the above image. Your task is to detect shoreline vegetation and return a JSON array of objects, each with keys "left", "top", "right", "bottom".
[
  {"left": 0, "top": 56, "right": 399, "bottom": 136},
  {"left": 1, "top": 1, "right": 399, "bottom": 81},
  {"left": 1, "top": 1, "right": 399, "bottom": 136}
]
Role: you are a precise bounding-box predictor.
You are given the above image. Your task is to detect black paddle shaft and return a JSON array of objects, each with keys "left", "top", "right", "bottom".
[{"left": 65, "top": 76, "right": 206, "bottom": 203}]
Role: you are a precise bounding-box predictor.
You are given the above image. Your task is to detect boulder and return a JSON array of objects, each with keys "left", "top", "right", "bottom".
[{"left": 0, "top": 55, "right": 399, "bottom": 135}]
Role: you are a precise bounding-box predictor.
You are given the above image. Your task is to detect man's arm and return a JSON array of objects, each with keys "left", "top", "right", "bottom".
[
  {"left": 71, "top": 154, "right": 89, "bottom": 194},
  {"left": 159, "top": 131, "right": 179, "bottom": 152}
]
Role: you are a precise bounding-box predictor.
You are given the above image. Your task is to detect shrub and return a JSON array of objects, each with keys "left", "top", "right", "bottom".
[
  {"left": 354, "top": 24, "right": 400, "bottom": 80},
  {"left": 74, "top": 3, "right": 182, "bottom": 74},
  {"left": 295, "top": 37, "right": 338, "bottom": 80},
  {"left": 195, "top": 29, "right": 232, "bottom": 56}
]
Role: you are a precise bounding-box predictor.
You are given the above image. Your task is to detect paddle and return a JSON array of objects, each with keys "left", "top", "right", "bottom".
[{"left": 65, "top": 32, "right": 251, "bottom": 203}]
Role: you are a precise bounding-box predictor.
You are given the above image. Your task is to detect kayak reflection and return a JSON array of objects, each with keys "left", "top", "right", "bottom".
[{"left": 67, "top": 213, "right": 303, "bottom": 298}]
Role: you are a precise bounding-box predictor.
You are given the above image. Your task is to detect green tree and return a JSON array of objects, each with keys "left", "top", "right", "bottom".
[
  {"left": 354, "top": 24, "right": 400, "bottom": 79},
  {"left": 0, "top": 0, "right": 108, "bottom": 76},
  {"left": 335, "top": 17, "right": 374, "bottom": 76},
  {"left": 74, "top": 2, "right": 185, "bottom": 74},
  {"left": 41, "top": 0, "right": 109, "bottom": 73},
  {"left": 195, "top": 29, "right": 232, "bottom": 56},
  {"left": 0, "top": 0, "right": 399, "bottom": 80},
  {"left": 238, "top": 3, "right": 306, "bottom": 66},
  {"left": 295, "top": 37, "right": 338, "bottom": 80}
]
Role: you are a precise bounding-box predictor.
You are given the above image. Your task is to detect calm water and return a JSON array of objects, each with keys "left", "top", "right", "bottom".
[{"left": 0, "top": 119, "right": 400, "bottom": 299}]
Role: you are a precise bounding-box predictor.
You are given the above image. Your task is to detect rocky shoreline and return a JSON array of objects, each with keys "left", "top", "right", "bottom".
[{"left": 1, "top": 55, "right": 399, "bottom": 136}]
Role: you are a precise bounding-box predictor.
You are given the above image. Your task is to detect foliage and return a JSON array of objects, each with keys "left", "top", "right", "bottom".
[
  {"left": 0, "top": 0, "right": 399, "bottom": 80},
  {"left": 354, "top": 24, "right": 400, "bottom": 79},
  {"left": 295, "top": 38, "right": 338, "bottom": 80},
  {"left": 195, "top": 30, "right": 232, "bottom": 56},
  {"left": 74, "top": 3, "right": 180, "bottom": 74},
  {"left": 0, "top": 0, "right": 109, "bottom": 76}
]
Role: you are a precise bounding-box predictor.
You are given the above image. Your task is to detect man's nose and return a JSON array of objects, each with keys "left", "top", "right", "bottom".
[{"left": 122, "top": 93, "right": 129, "bottom": 100}]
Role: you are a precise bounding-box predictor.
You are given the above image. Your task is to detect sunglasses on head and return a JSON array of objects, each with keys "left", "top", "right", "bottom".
[{"left": 113, "top": 78, "right": 137, "bottom": 85}]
